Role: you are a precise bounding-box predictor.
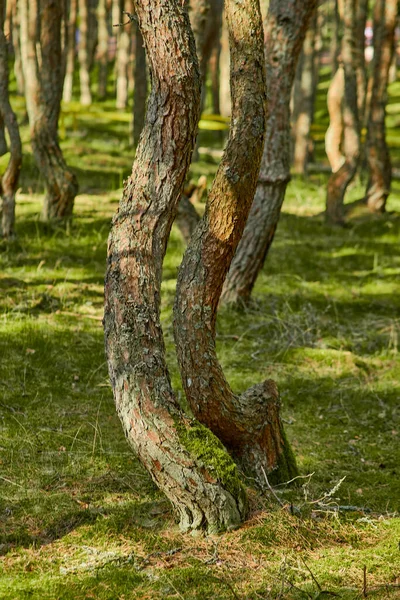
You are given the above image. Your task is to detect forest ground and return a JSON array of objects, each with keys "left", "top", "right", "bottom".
[{"left": 0, "top": 72, "right": 400, "bottom": 599}]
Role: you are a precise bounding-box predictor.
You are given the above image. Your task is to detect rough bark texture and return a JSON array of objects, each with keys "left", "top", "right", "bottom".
[
  {"left": 20, "top": 0, "right": 78, "bottom": 221},
  {"left": 97, "top": 0, "right": 110, "bottom": 100},
  {"left": 326, "top": 0, "right": 360, "bottom": 225},
  {"left": 63, "top": 0, "right": 78, "bottom": 103},
  {"left": 292, "top": 10, "right": 319, "bottom": 174},
  {"left": 365, "top": 0, "right": 397, "bottom": 212},
  {"left": 0, "top": 0, "right": 22, "bottom": 238},
  {"left": 104, "top": 0, "right": 247, "bottom": 534},
  {"left": 132, "top": 20, "right": 146, "bottom": 147},
  {"left": 221, "top": 0, "right": 318, "bottom": 306},
  {"left": 78, "top": 0, "right": 92, "bottom": 105},
  {"left": 174, "top": 0, "right": 296, "bottom": 487}
]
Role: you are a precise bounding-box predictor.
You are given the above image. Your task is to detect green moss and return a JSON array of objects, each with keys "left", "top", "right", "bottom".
[{"left": 177, "top": 419, "right": 247, "bottom": 511}]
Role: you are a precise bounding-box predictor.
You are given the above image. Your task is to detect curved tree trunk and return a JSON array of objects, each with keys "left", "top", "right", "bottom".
[
  {"left": 174, "top": 0, "right": 296, "bottom": 487},
  {"left": 0, "top": 114, "right": 7, "bottom": 156},
  {"left": 292, "top": 10, "right": 319, "bottom": 174},
  {"left": 325, "top": 66, "right": 345, "bottom": 172},
  {"left": 221, "top": 0, "right": 318, "bottom": 306},
  {"left": 326, "top": 0, "right": 360, "bottom": 225},
  {"left": 365, "top": 0, "right": 397, "bottom": 212},
  {"left": 0, "top": 0, "right": 22, "bottom": 239},
  {"left": 20, "top": 0, "right": 78, "bottom": 221},
  {"left": 63, "top": 0, "right": 77, "bottom": 103},
  {"left": 78, "top": 0, "right": 92, "bottom": 105},
  {"left": 104, "top": 0, "right": 247, "bottom": 534},
  {"left": 132, "top": 21, "right": 146, "bottom": 147},
  {"left": 97, "top": 0, "right": 110, "bottom": 100}
]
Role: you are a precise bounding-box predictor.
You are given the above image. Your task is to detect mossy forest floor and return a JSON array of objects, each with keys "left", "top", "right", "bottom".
[{"left": 1, "top": 76, "right": 400, "bottom": 599}]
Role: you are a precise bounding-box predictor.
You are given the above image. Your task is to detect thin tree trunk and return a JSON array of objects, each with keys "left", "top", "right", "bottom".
[
  {"left": 222, "top": 0, "right": 318, "bottom": 306},
  {"left": 63, "top": 0, "right": 77, "bottom": 102},
  {"left": 325, "top": 65, "right": 345, "bottom": 172},
  {"left": 0, "top": 0, "right": 22, "bottom": 239},
  {"left": 293, "top": 10, "right": 319, "bottom": 174},
  {"left": 132, "top": 20, "right": 146, "bottom": 147},
  {"left": 87, "top": 0, "right": 98, "bottom": 70},
  {"left": 355, "top": 0, "right": 368, "bottom": 125},
  {"left": 209, "top": 42, "right": 221, "bottom": 115},
  {"left": 326, "top": 0, "right": 360, "bottom": 225},
  {"left": 365, "top": 0, "right": 397, "bottom": 212},
  {"left": 78, "top": 0, "right": 92, "bottom": 105},
  {"left": 330, "top": 0, "right": 341, "bottom": 77},
  {"left": 97, "top": 0, "right": 110, "bottom": 100},
  {"left": 219, "top": 13, "right": 231, "bottom": 117},
  {"left": 11, "top": 0, "right": 24, "bottom": 96},
  {"left": 20, "top": 0, "right": 78, "bottom": 221},
  {"left": 104, "top": 0, "right": 247, "bottom": 534},
  {"left": 174, "top": 0, "right": 296, "bottom": 487},
  {"left": 0, "top": 114, "right": 7, "bottom": 156},
  {"left": 115, "top": 0, "right": 132, "bottom": 109}
]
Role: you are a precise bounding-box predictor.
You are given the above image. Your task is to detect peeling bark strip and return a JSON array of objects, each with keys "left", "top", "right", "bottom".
[
  {"left": 365, "top": 0, "right": 397, "bottom": 213},
  {"left": 0, "top": 0, "right": 22, "bottom": 239},
  {"left": 104, "top": 0, "right": 247, "bottom": 534},
  {"left": 20, "top": 0, "right": 78, "bottom": 221},
  {"left": 326, "top": 0, "right": 360, "bottom": 225},
  {"left": 174, "top": 0, "right": 296, "bottom": 487},
  {"left": 222, "top": 0, "right": 317, "bottom": 305}
]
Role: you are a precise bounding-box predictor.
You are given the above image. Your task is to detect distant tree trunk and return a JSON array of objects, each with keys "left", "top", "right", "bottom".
[
  {"left": 219, "top": 13, "right": 231, "bottom": 117},
  {"left": 0, "top": 114, "right": 7, "bottom": 156},
  {"left": 355, "top": 0, "right": 368, "bottom": 124},
  {"left": 174, "top": 0, "right": 297, "bottom": 487},
  {"left": 330, "top": 0, "right": 341, "bottom": 76},
  {"left": 11, "top": 0, "right": 24, "bottom": 96},
  {"left": 222, "top": 0, "right": 318, "bottom": 306},
  {"left": 325, "top": 65, "right": 345, "bottom": 172},
  {"left": 115, "top": 0, "right": 132, "bottom": 109},
  {"left": 132, "top": 21, "right": 146, "bottom": 147},
  {"left": 0, "top": 0, "right": 22, "bottom": 239},
  {"left": 189, "top": 0, "right": 211, "bottom": 77},
  {"left": 97, "top": 0, "right": 110, "bottom": 100},
  {"left": 63, "top": 0, "right": 77, "bottom": 103},
  {"left": 326, "top": 0, "right": 360, "bottom": 225},
  {"left": 87, "top": 0, "right": 98, "bottom": 70},
  {"left": 104, "top": 0, "right": 247, "bottom": 534},
  {"left": 365, "top": 0, "right": 397, "bottom": 212},
  {"left": 200, "top": 0, "right": 223, "bottom": 104},
  {"left": 20, "top": 0, "right": 78, "bottom": 221},
  {"left": 78, "top": 0, "right": 92, "bottom": 105},
  {"left": 292, "top": 10, "right": 319, "bottom": 174},
  {"left": 209, "top": 42, "right": 221, "bottom": 115}
]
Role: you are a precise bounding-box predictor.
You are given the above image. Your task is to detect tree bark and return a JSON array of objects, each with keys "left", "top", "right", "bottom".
[
  {"left": 78, "top": 0, "right": 92, "bottom": 105},
  {"left": 63, "top": 0, "right": 77, "bottom": 103},
  {"left": 292, "top": 10, "right": 319, "bottom": 174},
  {"left": 0, "top": 0, "right": 22, "bottom": 239},
  {"left": 365, "top": 0, "right": 397, "bottom": 212},
  {"left": 221, "top": 0, "right": 318, "bottom": 306},
  {"left": 104, "top": 0, "right": 247, "bottom": 534},
  {"left": 326, "top": 0, "right": 360, "bottom": 225},
  {"left": 20, "top": 0, "right": 78, "bottom": 221},
  {"left": 174, "top": 0, "right": 296, "bottom": 487},
  {"left": 132, "top": 20, "right": 146, "bottom": 147},
  {"left": 0, "top": 114, "right": 7, "bottom": 156},
  {"left": 97, "top": 0, "right": 110, "bottom": 100}
]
